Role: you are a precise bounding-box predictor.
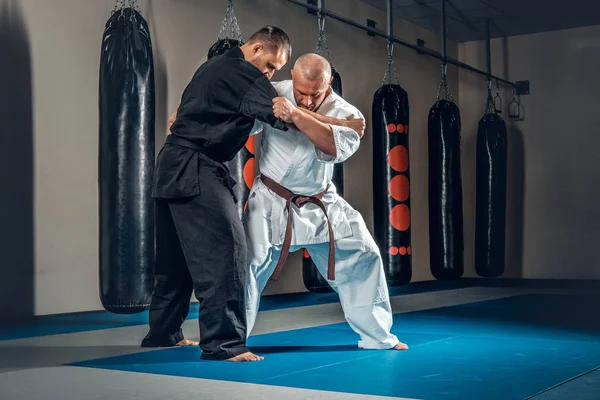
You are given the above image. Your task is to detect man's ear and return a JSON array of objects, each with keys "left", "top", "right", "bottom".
[
  {"left": 253, "top": 43, "right": 263, "bottom": 54},
  {"left": 328, "top": 75, "right": 333, "bottom": 85}
]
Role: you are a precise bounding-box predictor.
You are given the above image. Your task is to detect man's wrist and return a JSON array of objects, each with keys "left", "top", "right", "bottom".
[{"left": 289, "top": 107, "right": 302, "bottom": 124}]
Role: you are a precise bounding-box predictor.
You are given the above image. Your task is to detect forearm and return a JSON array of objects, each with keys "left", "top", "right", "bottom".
[
  {"left": 290, "top": 110, "right": 336, "bottom": 157},
  {"left": 297, "top": 107, "right": 347, "bottom": 128}
]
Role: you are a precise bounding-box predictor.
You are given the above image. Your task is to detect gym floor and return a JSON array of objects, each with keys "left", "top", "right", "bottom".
[{"left": 1, "top": 280, "right": 599, "bottom": 400}]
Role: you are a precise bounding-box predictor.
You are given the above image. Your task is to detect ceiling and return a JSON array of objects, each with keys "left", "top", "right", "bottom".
[{"left": 357, "top": 0, "right": 600, "bottom": 42}]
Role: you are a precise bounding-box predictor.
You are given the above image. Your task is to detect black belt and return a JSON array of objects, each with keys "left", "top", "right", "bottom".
[
  {"left": 165, "top": 134, "right": 203, "bottom": 152},
  {"left": 164, "top": 135, "right": 230, "bottom": 175}
]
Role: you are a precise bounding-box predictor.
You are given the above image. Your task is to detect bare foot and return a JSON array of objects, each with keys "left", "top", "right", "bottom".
[
  {"left": 176, "top": 339, "right": 199, "bottom": 346},
  {"left": 393, "top": 342, "right": 409, "bottom": 351},
  {"left": 226, "top": 352, "right": 264, "bottom": 362}
]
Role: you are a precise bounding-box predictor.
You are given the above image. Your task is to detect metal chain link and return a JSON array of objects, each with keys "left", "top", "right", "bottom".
[
  {"left": 112, "top": 0, "right": 124, "bottom": 13},
  {"left": 112, "top": 0, "right": 140, "bottom": 21},
  {"left": 485, "top": 79, "right": 496, "bottom": 114},
  {"left": 436, "top": 62, "right": 454, "bottom": 102},
  {"left": 315, "top": 12, "right": 333, "bottom": 67},
  {"left": 382, "top": 41, "right": 400, "bottom": 85},
  {"left": 217, "top": 0, "right": 243, "bottom": 41}
]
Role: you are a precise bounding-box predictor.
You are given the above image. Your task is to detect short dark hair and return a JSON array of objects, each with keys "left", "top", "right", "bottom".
[{"left": 247, "top": 25, "right": 292, "bottom": 60}]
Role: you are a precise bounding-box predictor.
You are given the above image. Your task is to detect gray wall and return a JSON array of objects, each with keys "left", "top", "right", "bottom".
[
  {"left": 0, "top": 0, "right": 458, "bottom": 317},
  {"left": 459, "top": 25, "right": 600, "bottom": 280}
]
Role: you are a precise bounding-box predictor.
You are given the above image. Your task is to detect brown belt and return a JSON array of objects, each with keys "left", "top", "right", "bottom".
[{"left": 260, "top": 175, "right": 335, "bottom": 282}]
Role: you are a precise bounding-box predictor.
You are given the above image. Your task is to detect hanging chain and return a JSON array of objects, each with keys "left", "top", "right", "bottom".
[
  {"left": 112, "top": 0, "right": 140, "bottom": 21},
  {"left": 382, "top": 40, "right": 400, "bottom": 85},
  {"left": 112, "top": 0, "right": 124, "bottom": 14},
  {"left": 217, "top": 0, "right": 243, "bottom": 41},
  {"left": 315, "top": 12, "right": 334, "bottom": 67},
  {"left": 436, "top": 62, "right": 454, "bottom": 102},
  {"left": 112, "top": 0, "right": 140, "bottom": 12},
  {"left": 485, "top": 78, "right": 496, "bottom": 114}
]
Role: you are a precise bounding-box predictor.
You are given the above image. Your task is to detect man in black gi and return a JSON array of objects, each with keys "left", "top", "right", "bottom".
[{"left": 141, "top": 26, "right": 291, "bottom": 362}]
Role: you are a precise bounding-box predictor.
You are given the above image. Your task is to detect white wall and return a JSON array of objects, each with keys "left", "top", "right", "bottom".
[
  {"left": 0, "top": 0, "right": 459, "bottom": 317},
  {"left": 458, "top": 25, "right": 600, "bottom": 281}
]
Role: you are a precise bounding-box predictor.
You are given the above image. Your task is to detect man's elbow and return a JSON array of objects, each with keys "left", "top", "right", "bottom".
[{"left": 323, "top": 144, "right": 337, "bottom": 158}]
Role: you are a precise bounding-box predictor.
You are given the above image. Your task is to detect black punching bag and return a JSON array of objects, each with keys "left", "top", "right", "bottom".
[
  {"left": 427, "top": 99, "right": 464, "bottom": 280},
  {"left": 205, "top": 39, "right": 255, "bottom": 218},
  {"left": 207, "top": 38, "right": 242, "bottom": 59},
  {"left": 302, "top": 67, "right": 342, "bottom": 293},
  {"left": 331, "top": 67, "right": 342, "bottom": 96},
  {"left": 475, "top": 108, "right": 507, "bottom": 277},
  {"left": 99, "top": 6, "right": 155, "bottom": 314},
  {"left": 372, "top": 84, "right": 412, "bottom": 286}
]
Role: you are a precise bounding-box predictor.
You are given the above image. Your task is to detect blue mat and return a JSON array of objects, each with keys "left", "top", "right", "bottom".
[
  {"left": 4, "top": 279, "right": 599, "bottom": 341},
  {"left": 532, "top": 369, "right": 600, "bottom": 400},
  {"left": 70, "top": 294, "right": 600, "bottom": 400},
  {"left": 0, "top": 279, "right": 470, "bottom": 341}
]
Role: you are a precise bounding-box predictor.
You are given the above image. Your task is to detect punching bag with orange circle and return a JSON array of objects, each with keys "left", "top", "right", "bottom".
[
  {"left": 475, "top": 84, "right": 507, "bottom": 278},
  {"left": 208, "top": 0, "right": 255, "bottom": 218},
  {"left": 372, "top": 43, "right": 412, "bottom": 286},
  {"left": 427, "top": 65, "right": 464, "bottom": 280},
  {"left": 302, "top": 13, "right": 339, "bottom": 293}
]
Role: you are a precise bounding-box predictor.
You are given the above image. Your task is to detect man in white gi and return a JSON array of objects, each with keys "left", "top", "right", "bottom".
[{"left": 244, "top": 53, "right": 408, "bottom": 352}]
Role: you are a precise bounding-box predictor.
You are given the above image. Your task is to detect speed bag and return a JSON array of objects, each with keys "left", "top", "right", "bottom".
[
  {"left": 302, "top": 67, "right": 343, "bottom": 293},
  {"left": 475, "top": 113, "right": 508, "bottom": 278},
  {"left": 98, "top": 8, "right": 155, "bottom": 314},
  {"left": 427, "top": 100, "right": 464, "bottom": 280},
  {"left": 372, "top": 84, "right": 412, "bottom": 286},
  {"left": 206, "top": 39, "right": 255, "bottom": 218}
]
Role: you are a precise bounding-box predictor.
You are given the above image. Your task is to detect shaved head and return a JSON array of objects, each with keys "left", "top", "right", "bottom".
[
  {"left": 290, "top": 53, "right": 334, "bottom": 111},
  {"left": 293, "top": 53, "right": 332, "bottom": 83}
]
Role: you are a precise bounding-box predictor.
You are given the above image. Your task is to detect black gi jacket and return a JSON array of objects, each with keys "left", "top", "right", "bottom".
[{"left": 152, "top": 47, "right": 288, "bottom": 199}]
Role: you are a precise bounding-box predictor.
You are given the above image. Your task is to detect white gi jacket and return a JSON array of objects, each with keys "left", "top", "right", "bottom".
[{"left": 248, "top": 80, "right": 362, "bottom": 247}]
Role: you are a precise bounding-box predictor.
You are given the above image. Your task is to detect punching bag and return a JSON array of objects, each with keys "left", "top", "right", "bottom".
[
  {"left": 207, "top": 38, "right": 242, "bottom": 59},
  {"left": 475, "top": 103, "right": 507, "bottom": 277},
  {"left": 99, "top": 6, "right": 155, "bottom": 314},
  {"left": 331, "top": 67, "right": 342, "bottom": 96},
  {"left": 372, "top": 83, "right": 412, "bottom": 286},
  {"left": 427, "top": 85, "right": 464, "bottom": 280},
  {"left": 302, "top": 66, "right": 342, "bottom": 293}
]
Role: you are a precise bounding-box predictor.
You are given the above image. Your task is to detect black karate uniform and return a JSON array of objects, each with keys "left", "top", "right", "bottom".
[{"left": 142, "top": 46, "right": 288, "bottom": 360}]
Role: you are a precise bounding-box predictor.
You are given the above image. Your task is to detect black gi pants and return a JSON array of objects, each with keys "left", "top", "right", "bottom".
[{"left": 142, "top": 156, "right": 249, "bottom": 360}]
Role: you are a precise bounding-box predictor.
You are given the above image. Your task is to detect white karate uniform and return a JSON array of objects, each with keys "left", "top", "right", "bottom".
[{"left": 244, "top": 80, "right": 400, "bottom": 349}]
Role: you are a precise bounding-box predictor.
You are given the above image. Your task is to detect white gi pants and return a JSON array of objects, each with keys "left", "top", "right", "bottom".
[{"left": 244, "top": 188, "right": 400, "bottom": 350}]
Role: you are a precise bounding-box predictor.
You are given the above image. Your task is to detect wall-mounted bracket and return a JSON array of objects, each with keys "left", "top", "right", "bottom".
[
  {"left": 515, "top": 80, "right": 530, "bottom": 95},
  {"left": 306, "top": 0, "right": 317, "bottom": 15},
  {"left": 367, "top": 19, "right": 377, "bottom": 36},
  {"left": 417, "top": 38, "right": 426, "bottom": 54}
]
